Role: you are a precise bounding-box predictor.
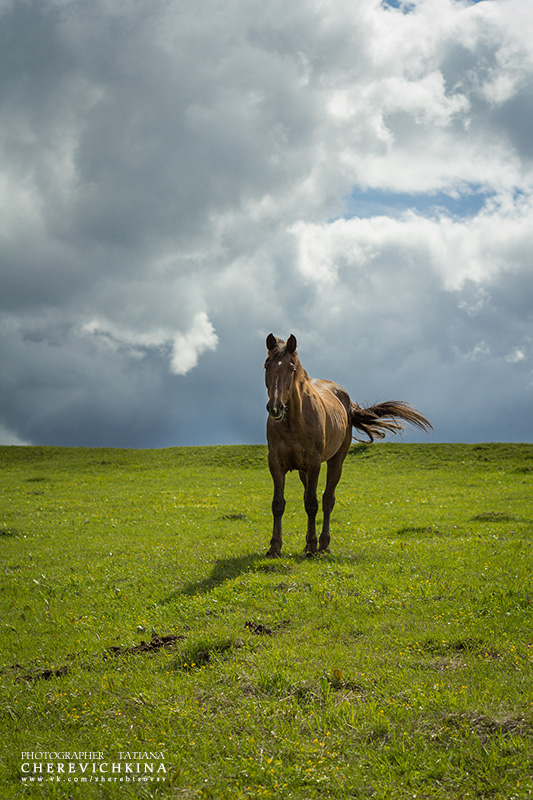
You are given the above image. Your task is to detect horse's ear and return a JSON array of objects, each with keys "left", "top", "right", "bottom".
[
  {"left": 286, "top": 334, "right": 297, "bottom": 354},
  {"left": 266, "top": 333, "right": 278, "bottom": 352}
]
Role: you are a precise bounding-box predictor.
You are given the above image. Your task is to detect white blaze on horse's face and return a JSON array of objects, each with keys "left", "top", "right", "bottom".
[{"left": 265, "top": 347, "right": 297, "bottom": 421}]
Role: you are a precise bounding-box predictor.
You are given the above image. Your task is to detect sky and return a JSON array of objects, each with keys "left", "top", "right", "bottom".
[{"left": 1, "top": 0, "right": 532, "bottom": 448}]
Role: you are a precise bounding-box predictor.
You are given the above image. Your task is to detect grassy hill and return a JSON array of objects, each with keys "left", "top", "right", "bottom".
[{"left": 1, "top": 443, "right": 532, "bottom": 799}]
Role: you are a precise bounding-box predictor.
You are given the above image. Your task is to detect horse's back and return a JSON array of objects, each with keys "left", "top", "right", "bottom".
[{"left": 310, "top": 379, "right": 351, "bottom": 416}]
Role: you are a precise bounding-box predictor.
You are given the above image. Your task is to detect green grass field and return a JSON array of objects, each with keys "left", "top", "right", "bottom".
[{"left": 1, "top": 443, "right": 532, "bottom": 799}]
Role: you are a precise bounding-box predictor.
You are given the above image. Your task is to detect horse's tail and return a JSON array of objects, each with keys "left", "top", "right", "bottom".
[{"left": 350, "top": 401, "right": 432, "bottom": 443}]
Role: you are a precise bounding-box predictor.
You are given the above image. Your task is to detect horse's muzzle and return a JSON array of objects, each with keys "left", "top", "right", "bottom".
[{"left": 266, "top": 402, "right": 285, "bottom": 421}]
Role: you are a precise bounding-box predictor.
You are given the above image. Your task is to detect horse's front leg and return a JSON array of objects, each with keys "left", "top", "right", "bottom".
[
  {"left": 267, "top": 461, "right": 286, "bottom": 557},
  {"left": 303, "top": 465, "right": 320, "bottom": 556},
  {"left": 320, "top": 441, "right": 350, "bottom": 553}
]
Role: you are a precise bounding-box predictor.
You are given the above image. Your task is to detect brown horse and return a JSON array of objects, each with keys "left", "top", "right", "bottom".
[{"left": 264, "top": 333, "right": 432, "bottom": 557}]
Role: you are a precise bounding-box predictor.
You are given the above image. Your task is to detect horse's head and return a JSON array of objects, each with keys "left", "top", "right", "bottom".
[{"left": 264, "top": 333, "right": 298, "bottom": 421}]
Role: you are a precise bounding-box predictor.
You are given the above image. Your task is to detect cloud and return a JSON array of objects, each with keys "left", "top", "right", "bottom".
[
  {"left": 292, "top": 190, "right": 533, "bottom": 292},
  {"left": 169, "top": 313, "right": 219, "bottom": 376},
  {"left": 1, "top": 0, "right": 533, "bottom": 446},
  {"left": 81, "top": 312, "right": 218, "bottom": 376}
]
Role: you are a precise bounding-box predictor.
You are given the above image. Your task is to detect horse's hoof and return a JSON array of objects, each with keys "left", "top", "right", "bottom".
[
  {"left": 305, "top": 550, "right": 317, "bottom": 558},
  {"left": 319, "top": 547, "right": 331, "bottom": 554},
  {"left": 265, "top": 550, "right": 281, "bottom": 558}
]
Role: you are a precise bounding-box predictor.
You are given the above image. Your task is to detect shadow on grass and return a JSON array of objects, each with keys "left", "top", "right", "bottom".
[
  {"left": 159, "top": 548, "right": 369, "bottom": 604},
  {"left": 183, "top": 554, "right": 269, "bottom": 597},
  {"left": 160, "top": 553, "right": 294, "bottom": 602}
]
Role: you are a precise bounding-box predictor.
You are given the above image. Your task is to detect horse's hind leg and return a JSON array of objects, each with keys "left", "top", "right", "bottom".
[
  {"left": 320, "top": 446, "right": 348, "bottom": 552},
  {"left": 302, "top": 466, "right": 320, "bottom": 556}
]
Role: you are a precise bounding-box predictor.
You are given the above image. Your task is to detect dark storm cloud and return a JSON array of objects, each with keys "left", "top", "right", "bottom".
[{"left": 1, "top": 0, "right": 532, "bottom": 447}]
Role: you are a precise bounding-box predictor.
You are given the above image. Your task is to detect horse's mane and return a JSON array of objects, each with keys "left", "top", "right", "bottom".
[{"left": 265, "top": 343, "right": 285, "bottom": 359}]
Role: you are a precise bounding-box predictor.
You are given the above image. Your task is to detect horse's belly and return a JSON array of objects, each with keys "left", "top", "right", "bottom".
[{"left": 287, "top": 413, "right": 347, "bottom": 467}]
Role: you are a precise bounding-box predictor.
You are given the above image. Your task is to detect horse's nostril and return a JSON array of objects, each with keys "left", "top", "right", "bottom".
[{"left": 268, "top": 403, "right": 284, "bottom": 420}]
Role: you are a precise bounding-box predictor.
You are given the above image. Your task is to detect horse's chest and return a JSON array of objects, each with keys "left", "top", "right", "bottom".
[
  {"left": 282, "top": 444, "right": 314, "bottom": 472},
  {"left": 268, "top": 426, "right": 322, "bottom": 472}
]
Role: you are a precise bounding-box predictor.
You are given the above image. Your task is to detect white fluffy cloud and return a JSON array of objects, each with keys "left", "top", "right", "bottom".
[
  {"left": 81, "top": 312, "right": 218, "bottom": 376},
  {"left": 292, "top": 191, "right": 533, "bottom": 292},
  {"left": 169, "top": 313, "right": 219, "bottom": 376},
  {"left": 1, "top": 0, "right": 532, "bottom": 446}
]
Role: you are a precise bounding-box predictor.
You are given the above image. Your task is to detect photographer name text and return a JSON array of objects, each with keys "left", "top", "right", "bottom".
[{"left": 20, "top": 751, "right": 167, "bottom": 784}]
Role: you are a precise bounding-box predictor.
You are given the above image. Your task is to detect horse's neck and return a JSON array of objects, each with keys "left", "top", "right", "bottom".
[{"left": 288, "top": 368, "right": 312, "bottom": 422}]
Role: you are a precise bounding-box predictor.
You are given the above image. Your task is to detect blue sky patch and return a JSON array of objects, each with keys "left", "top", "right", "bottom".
[
  {"left": 382, "top": 0, "right": 486, "bottom": 10},
  {"left": 381, "top": 0, "right": 415, "bottom": 12},
  {"left": 341, "top": 187, "right": 493, "bottom": 221}
]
